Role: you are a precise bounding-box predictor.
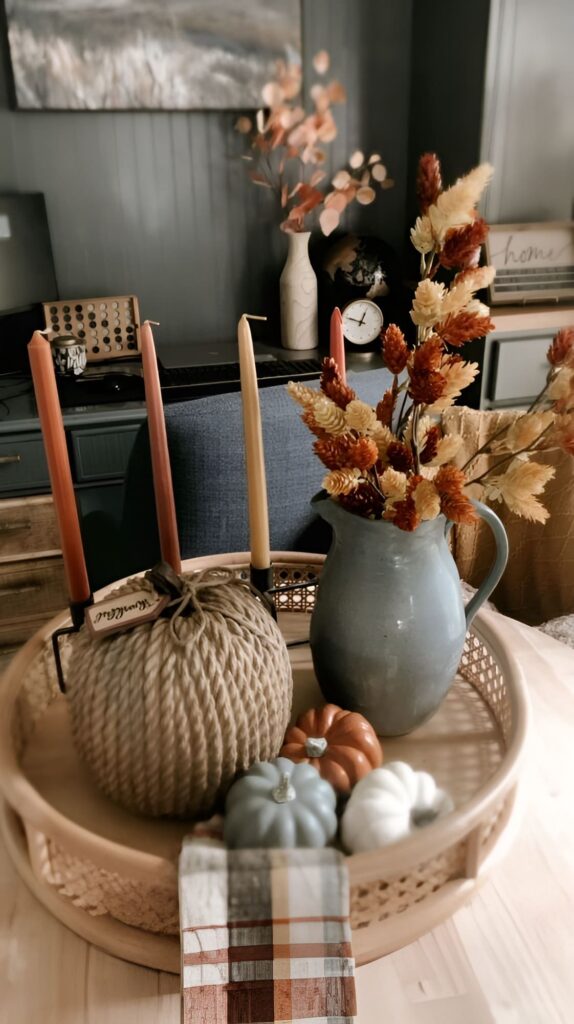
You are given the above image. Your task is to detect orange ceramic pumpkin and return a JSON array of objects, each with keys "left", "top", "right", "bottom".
[{"left": 280, "top": 703, "right": 382, "bottom": 795}]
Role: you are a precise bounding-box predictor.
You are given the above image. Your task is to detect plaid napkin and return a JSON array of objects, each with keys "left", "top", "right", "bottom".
[{"left": 179, "top": 823, "right": 357, "bottom": 1024}]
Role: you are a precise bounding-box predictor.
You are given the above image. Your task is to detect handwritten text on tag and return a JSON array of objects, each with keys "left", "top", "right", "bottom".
[{"left": 85, "top": 588, "right": 170, "bottom": 639}]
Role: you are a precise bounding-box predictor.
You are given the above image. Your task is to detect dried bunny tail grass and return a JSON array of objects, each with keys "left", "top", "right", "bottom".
[
  {"left": 387, "top": 440, "right": 414, "bottom": 473},
  {"left": 376, "top": 388, "right": 396, "bottom": 427},
  {"left": 313, "top": 435, "right": 354, "bottom": 469},
  {"left": 410, "top": 279, "right": 446, "bottom": 328},
  {"left": 313, "top": 395, "right": 348, "bottom": 436},
  {"left": 410, "top": 215, "right": 434, "bottom": 255},
  {"left": 427, "top": 432, "right": 463, "bottom": 466},
  {"left": 439, "top": 217, "right": 489, "bottom": 270},
  {"left": 320, "top": 356, "right": 357, "bottom": 408},
  {"left": 484, "top": 459, "right": 556, "bottom": 523},
  {"left": 434, "top": 465, "right": 476, "bottom": 524},
  {"left": 429, "top": 357, "right": 479, "bottom": 411},
  {"left": 287, "top": 379, "right": 319, "bottom": 407},
  {"left": 323, "top": 467, "right": 363, "bottom": 496},
  {"left": 338, "top": 483, "right": 385, "bottom": 519},
  {"left": 379, "top": 467, "right": 408, "bottom": 501},
  {"left": 435, "top": 310, "right": 494, "bottom": 348},
  {"left": 412, "top": 478, "right": 441, "bottom": 520},
  {"left": 416, "top": 152, "right": 443, "bottom": 214},
  {"left": 344, "top": 399, "right": 379, "bottom": 434},
  {"left": 371, "top": 422, "right": 395, "bottom": 460},
  {"left": 419, "top": 424, "right": 441, "bottom": 464},
  {"left": 428, "top": 163, "right": 493, "bottom": 241},
  {"left": 382, "top": 324, "right": 409, "bottom": 374},
  {"left": 491, "top": 411, "right": 556, "bottom": 454},
  {"left": 547, "top": 367, "right": 574, "bottom": 405}
]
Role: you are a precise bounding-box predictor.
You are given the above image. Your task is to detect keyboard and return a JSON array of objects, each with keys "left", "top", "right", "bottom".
[{"left": 159, "top": 358, "right": 322, "bottom": 402}]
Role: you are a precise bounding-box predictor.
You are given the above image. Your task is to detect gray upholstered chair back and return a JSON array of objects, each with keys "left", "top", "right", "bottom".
[{"left": 119, "top": 368, "right": 393, "bottom": 577}]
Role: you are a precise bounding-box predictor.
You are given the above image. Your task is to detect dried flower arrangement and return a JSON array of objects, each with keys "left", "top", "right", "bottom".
[
  {"left": 288, "top": 153, "right": 574, "bottom": 530},
  {"left": 236, "top": 50, "right": 393, "bottom": 235}
]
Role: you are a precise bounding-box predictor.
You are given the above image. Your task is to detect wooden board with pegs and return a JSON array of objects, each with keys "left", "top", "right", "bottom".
[{"left": 43, "top": 296, "right": 141, "bottom": 362}]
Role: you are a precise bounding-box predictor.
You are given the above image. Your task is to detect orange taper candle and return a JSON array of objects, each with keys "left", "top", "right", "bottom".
[
  {"left": 237, "top": 314, "right": 271, "bottom": 573},
  {"left": 28, "top": 331, "right": 91, "bottom": 606},
  {"left": 140, "top": 320, "right": 182, "bottom": 575},
  {"left": 330, "top": 306, "right": 346, "bottom": 384}
]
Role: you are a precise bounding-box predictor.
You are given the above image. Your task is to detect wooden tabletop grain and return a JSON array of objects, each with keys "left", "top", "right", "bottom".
[{"left": 1, "top": 612, "right": 573, "bottom": 1024}]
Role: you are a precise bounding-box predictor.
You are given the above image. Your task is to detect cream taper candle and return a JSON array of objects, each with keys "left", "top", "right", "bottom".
[
  {"left": 28, "top": 331, "right": 91, "bottom": 607},
  {"left": 237, "top": 314, "right": 270, "bottom": 571},
  {"left": 140, "top": 320, "right": 182, "bottom": 575}
]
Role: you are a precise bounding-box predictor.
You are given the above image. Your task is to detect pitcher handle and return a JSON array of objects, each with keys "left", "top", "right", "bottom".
[{"left": 463, "top": 499, "right": 509, "bottom": 628}]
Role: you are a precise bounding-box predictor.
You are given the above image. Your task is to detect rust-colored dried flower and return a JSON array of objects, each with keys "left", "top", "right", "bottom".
[
  {"left": 416, "top": 152, "right": 443, "bottom": 214},
  {"left": 547, "top": 328, "right": 574, "bottom": 368},
  {"left": 313, "top": 435, "right": 354, "bottom": 469},
  {"left": 420, "top": 425, "right": 441, "bottom": 464},
  {"left": 314, "top": 435, "right": 378, "bottom": 471},
  {"left": 409, "top": 371, "right": 447, "bottom": 406},
  {"left": 376, "top": 388, "right": 396, "bottom": 427},
  {"left": 382, "top": 324, "right": 408, "bottom": 374},
  {"left": 435, "top": 311, "right": 494, "bottom": 348},
  {"left": 320, "top": 356, "right": 357, "bottom": 408},
  {"left": 387, "top": 440, "right": 414, "bottom": 473},
  {"left": 435, "top": 465, "right": 476, "bottom": 524},
  {"left": 302, "top": 409, "right": 330, "bottom": 439},
  {"left": 412, "top": 335, "right": 444, "bottom": 372},
  {"left": 389, "top": 495, "right": 421, "bottom": 532},
  {"left": 339, "top": 482, "right": 385, "bottom": 519},
  {"left": 438, "top": 218, "right": 489, "bottom": 270}
]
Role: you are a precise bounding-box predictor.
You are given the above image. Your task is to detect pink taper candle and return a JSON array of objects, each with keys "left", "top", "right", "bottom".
[
  {"left": 140, "top": 320, "right": 182, "bottom": 575},
  {"left": 330, "top": 306, "right": 346, "bottom": 384},
  {"left": 237, "top": 314, "right": 271, "bottom": 571},
  {"left": 28, "top": 331, "right": 91, "bottom": 605}
]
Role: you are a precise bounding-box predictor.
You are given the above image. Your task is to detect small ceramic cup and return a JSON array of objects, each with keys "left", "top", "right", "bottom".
[{"left": 50, "top": 334, "right": 87, "bottom": 377}]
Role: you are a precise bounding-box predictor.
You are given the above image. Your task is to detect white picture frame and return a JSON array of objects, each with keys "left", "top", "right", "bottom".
[{"left": 485, "top": 221, "right": 574, "bottom": 305}]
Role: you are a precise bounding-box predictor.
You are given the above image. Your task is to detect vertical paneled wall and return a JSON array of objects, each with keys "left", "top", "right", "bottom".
[{"left": 0, "top": 0, "right": 412, "bottom": 352}]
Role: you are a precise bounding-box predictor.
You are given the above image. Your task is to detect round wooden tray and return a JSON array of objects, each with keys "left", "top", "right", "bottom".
[{"left": 0, "top": 552, "right": 529, "bottom": 973}]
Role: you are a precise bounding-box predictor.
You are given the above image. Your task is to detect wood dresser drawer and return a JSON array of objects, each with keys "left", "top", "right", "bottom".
[
  {"left": 0, "top": 556, "right": 67, "bottom": 619},
  {"left": 70, "top": 424, "right": 141, "bottom": 482},
  {"left": 0, "top": 434, "right": 50, "bottom": 494},
  {"left": 0, "top": 495, "right": 61, "bottom": 557}
]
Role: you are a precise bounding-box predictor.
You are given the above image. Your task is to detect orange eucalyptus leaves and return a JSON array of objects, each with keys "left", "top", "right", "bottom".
[{"left": 280, "top": 703, "right": 382, "bottom": 795}]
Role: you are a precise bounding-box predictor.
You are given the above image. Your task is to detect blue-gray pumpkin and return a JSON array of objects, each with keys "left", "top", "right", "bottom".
[{"left": 224, "top": 757, "right": 337, "bottom": 849}]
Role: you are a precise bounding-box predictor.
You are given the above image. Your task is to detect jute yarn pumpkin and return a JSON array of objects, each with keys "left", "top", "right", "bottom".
[{"left": 65, "top": 568, "right": 292, "bottom": 818}]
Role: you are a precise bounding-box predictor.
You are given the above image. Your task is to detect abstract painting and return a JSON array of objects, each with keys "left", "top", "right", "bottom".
[{"left": 5, "top": 0, "right": 301, "bottom": 110}]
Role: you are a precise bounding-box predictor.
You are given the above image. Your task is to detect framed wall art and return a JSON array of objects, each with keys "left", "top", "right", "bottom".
[
  {"left": 485, "top": 221, "right": 574, "bottom": 305},
  {"left": 5, "top": 0, "right": 302, "bottom": 111}
]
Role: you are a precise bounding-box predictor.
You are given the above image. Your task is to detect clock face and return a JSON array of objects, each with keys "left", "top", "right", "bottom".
[{"left": 341, "top": 300, "right": 384, "bottom": 346}]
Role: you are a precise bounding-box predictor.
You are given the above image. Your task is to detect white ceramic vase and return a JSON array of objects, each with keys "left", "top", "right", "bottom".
[{"left": 280, "top": 230, "right": 318, "bottom": 350}]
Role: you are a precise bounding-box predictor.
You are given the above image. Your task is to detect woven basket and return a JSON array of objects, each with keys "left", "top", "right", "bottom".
[{"left": 0, "top": 552, "right": 529, "bottom": 972}]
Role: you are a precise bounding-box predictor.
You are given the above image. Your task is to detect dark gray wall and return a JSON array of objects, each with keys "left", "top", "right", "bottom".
[{"left": 0, "top": 0, "right": 413, "bottom": 352}]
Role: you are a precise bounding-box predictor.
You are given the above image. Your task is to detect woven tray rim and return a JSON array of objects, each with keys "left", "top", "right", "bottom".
[{"left": 0, "top": 551, "right": 530, "bottom": 884}]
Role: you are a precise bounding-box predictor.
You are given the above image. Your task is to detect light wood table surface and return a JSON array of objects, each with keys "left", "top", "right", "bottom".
[{"left": 1, "top": 612, "right": 573, "bottom": 1024}]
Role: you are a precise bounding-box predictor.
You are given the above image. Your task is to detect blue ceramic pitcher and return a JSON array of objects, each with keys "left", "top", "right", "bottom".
[{"left": 309, "top": 491, "right": 508, "bottom": 736}]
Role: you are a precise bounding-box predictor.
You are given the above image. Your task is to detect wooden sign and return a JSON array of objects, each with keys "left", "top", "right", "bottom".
[
  {"left": 85, "top": 588, "right": 170, "bottom": 639},
  {"left": 485, "top": 222, "right": 574, "bottom": 305}
]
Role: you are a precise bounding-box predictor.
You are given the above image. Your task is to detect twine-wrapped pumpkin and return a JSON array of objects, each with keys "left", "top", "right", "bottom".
[{"left": 66, "top": 569, "right": 292, "bottom": 817}]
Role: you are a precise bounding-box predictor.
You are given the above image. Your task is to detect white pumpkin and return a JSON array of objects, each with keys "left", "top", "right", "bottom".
[{"left": 340, "top": 761, "right": 453, "bottom": 853}]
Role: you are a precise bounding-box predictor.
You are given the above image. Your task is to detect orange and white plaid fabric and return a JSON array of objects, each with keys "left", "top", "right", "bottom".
[{"left": 179, "top": 831, "right": 357, "bottom": 1023}]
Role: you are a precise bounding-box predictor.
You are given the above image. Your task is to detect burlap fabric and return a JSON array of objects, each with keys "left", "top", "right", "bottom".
[{"left": 444, "top": 407, "right": 574, "bottom": 626}]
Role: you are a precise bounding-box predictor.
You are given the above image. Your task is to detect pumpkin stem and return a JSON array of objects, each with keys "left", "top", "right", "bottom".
[
  {"left": 272, "top": 772, "right": 296, "bottom": 804},
  {"left": 305, "top": 736, "right": 328, "bottom": 758}
]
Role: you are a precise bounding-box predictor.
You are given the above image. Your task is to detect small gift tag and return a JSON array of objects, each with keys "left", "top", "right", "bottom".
[{"left": 85, "top": 588, "right": 170, "bottom": 639}]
